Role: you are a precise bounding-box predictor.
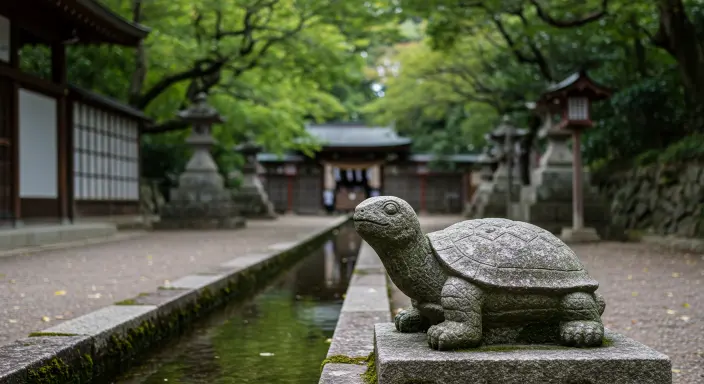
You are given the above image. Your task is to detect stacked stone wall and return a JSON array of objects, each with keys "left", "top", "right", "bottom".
[{"left": 596, "top": 163, "right": 704, "bottom": 238}]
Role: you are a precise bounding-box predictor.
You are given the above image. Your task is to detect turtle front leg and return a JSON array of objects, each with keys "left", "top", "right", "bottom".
[
  {"left": 559, "top": 292, "right": 604, "bottom": 347},
  {"left": 427, "top": 277, "right": 484, "bottom": 350},
  {"left": 394, "top": 300, "right": 442, "bottom": 333}
]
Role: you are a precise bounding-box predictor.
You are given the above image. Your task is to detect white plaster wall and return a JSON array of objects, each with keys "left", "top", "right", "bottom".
[
  {"left": 19, "top": 89, "right": 57, "bottom": 198},
  {"left": 0, "top": 16, "right": 10, "bottom": 63}
]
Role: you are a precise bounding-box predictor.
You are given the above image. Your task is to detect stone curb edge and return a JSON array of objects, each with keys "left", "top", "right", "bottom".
[
  {"left": 0, "top": 232, "right": 149, "bottom": 259},
  {"left": 0, "top": 215, "right": 350, "bottom": 384},
  {"left": 319, "top": 241, "right": 391, "bottom": 384}
]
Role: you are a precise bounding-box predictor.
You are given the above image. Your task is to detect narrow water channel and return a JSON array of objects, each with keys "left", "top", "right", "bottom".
[{"left": 114, "top": 224, "right": 361, "bottom": 384}]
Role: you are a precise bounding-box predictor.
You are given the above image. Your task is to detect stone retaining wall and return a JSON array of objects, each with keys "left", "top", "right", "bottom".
[
  {"left": 0, "top": 216, "right": 349, "bottom": 384},
  {"left": 319, "top": 242, "right": 391, "bottom": 384},
  {"left": 596, "top": 162, "right": 704, "bottom": 238}
]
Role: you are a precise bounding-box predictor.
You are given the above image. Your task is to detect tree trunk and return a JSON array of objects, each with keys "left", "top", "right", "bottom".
[
  {"left": 129, "top": 0, "right": 147, "bottom": 106},
  {"left": 654, "top": 0, "right": 704, "bottom": 132}
]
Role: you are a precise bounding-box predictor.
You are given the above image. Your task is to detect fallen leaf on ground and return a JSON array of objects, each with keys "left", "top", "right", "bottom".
[
  {"left": 627, "top": 275, "right": 632, "bottom": 280},
  {"left": 325, "top": 338, "right": 332, "bottom": 344},
  {"left": 683, "top": 303, "right": 690, "bottom": 308},
  {"left": 666, "top": 309, "right": 677, "bottom": 315},
  {"left": 631, "top": 319, "right": 637, "bottom": 324},
  {"left": 667, "top": 292, "right": 673, "bottom": 297},
  {"left": 672, "top": 369, "right": 681, "bottom": 373},
  {"left": 54, "top": 290, "right": 67, "bottom": 296},
  {"left": 631, "top": 292, "right": 638, "bottom": 297},
  {"left": 643, "top": 268, "right": 649, "bottom": 272},
  {"left": 672, "top": 272, "right": 680, "bottom": 278},
  {"left": 680, "top": 316, "right": 690, "bottom": 322},
  {"left": 8, "top": 319, "right": 17, "bottom": 323},
  {"left": 55, "top": 315, "right": 64, "bottom": 320},
  {"left": 87, "top": 293, "right": 102, "bottom": 299},
  {"left": 41, "top": 316, "right": 51, "bottom": 322},
  {"left": 259, "top": 352, "right": 275, "bottom": 357}
]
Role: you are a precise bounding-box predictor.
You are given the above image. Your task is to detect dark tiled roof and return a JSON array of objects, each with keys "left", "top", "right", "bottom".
[
  {"left": 410, "top": 154, "right": 480, "bottom": 163},
  {"left": 257, "top": 153, "right": 305, "bottom": 162},
  {"left": 304, "top": 123, "right": 412, "bottom": 147}
]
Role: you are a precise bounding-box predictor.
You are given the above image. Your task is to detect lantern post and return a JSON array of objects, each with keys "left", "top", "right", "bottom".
[{"left": 537, "top": 70, "right": 612, "bottom": 242}]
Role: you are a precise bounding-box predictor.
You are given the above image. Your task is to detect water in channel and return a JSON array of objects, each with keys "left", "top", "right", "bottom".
[{"left": 115, "top": 224, "right": 362, "bottom": 384}]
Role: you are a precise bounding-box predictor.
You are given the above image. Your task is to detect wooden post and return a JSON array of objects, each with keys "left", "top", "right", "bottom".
[
  {"left": 419, "top": 174, "right": 427, "bottom": 214},
  {"left": 52, "top": 42, "right": 70, "bottom": 223},
  {"left": 572, "top": 130, "right": 584, "bottom": 230},
  {"left": 9, "top": 25, "right": 20, "bottom": 226}
]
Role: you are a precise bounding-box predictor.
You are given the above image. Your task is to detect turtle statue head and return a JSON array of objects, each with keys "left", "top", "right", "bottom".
[{"left": 353, "top": 196, "right": 421, "bottom": 250}]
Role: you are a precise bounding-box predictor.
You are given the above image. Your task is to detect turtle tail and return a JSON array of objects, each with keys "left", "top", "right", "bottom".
[{"left": 594, "top": 292, "right": 606, "bottom": 315}]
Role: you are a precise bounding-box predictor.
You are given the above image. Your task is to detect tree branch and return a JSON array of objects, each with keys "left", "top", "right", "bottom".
[{"left": 530, "top": 0, "right": 609, "bottom": 28}]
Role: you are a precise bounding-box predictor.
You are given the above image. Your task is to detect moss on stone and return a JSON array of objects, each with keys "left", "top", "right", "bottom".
[
  {"left": 27, "top": 358, "right": 70, "bottom": 383},
  {"left": 320, "top": 354, "right": 369, "bottom": 372},
  {"left": 601, "top": 336, "right": 614, "bottom": 347},
  {"left": 28, "top": 332, "right": 78, "bottom": 337},
  {"left": 113, "top": 299, "right": 139, "bottom": 306},
  {"left": 319, "top": 352, "right": 377, "bottom": 383},
  {"left": 361, "top": 352, "right": 377, "bottom": 384}
]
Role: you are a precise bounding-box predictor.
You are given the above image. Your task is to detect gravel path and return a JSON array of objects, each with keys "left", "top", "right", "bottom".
[
  {"left": 576, "top": 241, "right": 704, "bottom": 384},
  {"left": 0, "top": 216, "right": 344, "bottom": 347},
  {"left": 388, "top": 217, "right": 703, "bottom": 384}
]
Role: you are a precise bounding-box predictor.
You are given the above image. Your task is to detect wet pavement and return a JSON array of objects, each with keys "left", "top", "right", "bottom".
[{"left": 0, "top": 216, "right": 345, "bottom": 347}]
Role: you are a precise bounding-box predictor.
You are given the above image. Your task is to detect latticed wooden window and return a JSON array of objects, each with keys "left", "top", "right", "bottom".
[
  {"left": 567, "top": 97, "right": 589, "bottom": 120},
  {"left": 73, "top": 103, "right": 140, "bottom": 201}
]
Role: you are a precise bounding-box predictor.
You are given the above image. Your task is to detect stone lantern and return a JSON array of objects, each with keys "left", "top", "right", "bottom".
[
  {"left": 536, "top": 70, "right": 611, "bottom": 242},
  {"left": 232, "top": 134, "right": 277, "bottom": 219},
  {"left": 488, "top": 116, "right": 527, "bottom": 196},
  {"left": 154, "top": 93, "right": 246, "bottom": 230}
]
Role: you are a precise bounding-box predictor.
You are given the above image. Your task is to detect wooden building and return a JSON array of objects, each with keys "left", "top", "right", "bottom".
[
  {"left": 0, "top": 0, "right": 151, "bottom": 227},
  {"left": 257, "top": 123, "right": 479, "bottom": 214}
]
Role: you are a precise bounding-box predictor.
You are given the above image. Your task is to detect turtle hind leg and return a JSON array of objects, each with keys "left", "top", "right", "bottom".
[
  {"left": 427, "top": 278, "right": 484, "bottom": 350},
  {"left": 559, "top": 292, "right": 604, "bottom": 347}
]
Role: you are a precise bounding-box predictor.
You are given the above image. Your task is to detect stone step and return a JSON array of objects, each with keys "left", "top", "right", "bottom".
[{"left": 0, "top": 223, "right": 119, "bottom": 253}]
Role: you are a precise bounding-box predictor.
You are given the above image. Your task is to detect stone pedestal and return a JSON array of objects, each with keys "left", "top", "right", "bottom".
[
  {"left": 520, "top": 129, "right": 608, "bottom": 236},
  {"left": 374, "top": 323, "right": 671, "bottom": 384},
  {"left": 154, "top": 93, "right": 245, "bottom": 230},
  {"left": 232, "top": 141, "right": 277, "bottom": 219}
]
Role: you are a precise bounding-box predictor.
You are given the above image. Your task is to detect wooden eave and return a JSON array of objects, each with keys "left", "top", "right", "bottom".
[{"left": 0, "top": 0, "right": 150, "bottom": 47}]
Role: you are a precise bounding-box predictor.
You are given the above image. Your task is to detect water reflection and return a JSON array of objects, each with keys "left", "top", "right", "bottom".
[{"left": 117, "top": 224, "right": 362, "bottom": 384}]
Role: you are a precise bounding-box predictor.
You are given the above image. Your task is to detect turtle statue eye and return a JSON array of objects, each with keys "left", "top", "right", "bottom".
[{"left": 383, "top": 203, "right": 398, "bottom": 215}]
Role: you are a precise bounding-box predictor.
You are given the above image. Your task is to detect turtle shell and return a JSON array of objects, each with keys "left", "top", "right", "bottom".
[{"left": 427, "top": 218, "right": 598, "bottom": 292}]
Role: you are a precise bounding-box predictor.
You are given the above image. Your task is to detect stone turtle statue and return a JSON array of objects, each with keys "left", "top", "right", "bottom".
[{"left": 353, "top": 196, "right": 606, "bottom": 351}]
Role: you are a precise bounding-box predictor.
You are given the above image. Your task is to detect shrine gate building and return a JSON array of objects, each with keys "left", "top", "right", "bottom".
[{"left": 257, "top": 123, "right": 479, "bottom": 214}]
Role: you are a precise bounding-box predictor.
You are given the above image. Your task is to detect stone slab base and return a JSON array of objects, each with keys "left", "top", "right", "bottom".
[
  {"left": 0, "top": 222, "right": 117, "bottom": 251},
  {"left": 374, "top": 323, "right": 671, "bottom": 384},
  {"left": 561, "top": 227, "right": 601, "bottom": 243},
  {"left": 153, "top": 216, "right": 246, "bottom": 230}
]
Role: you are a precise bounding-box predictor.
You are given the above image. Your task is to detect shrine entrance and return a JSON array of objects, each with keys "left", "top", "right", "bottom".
[{"left": 322, "top": 162, "right": 382, "bottom": 213}]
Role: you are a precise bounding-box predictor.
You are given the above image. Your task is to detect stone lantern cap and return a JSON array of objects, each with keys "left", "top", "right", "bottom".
[
  {"left": 177, "top": 92, "right": 225, "bottom": 125},
  {"left": 234, "top": 136, "right": 263, "bottom": 156},
  {"left": 489, "top": 116, "right": 528, "bottom": 140}
]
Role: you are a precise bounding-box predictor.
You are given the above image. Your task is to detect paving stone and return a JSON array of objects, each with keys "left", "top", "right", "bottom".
[
  {"left": 319, "top": 364, "right": 367, "bottom": 384},
  {"left": 168, "top": 274, "right": 226, "bottom": 290},
  {"left": 0, "top": 335, "right": 92, "bottom": 383},
  {"left": 374, "top": 323, "right": 672, "bottom": 384},
  {"left": 40, "top": 305, "right": 156, "bottom": 351},
  {"left": 341, "top": 286, "right": 389, "bottom": 313}
]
